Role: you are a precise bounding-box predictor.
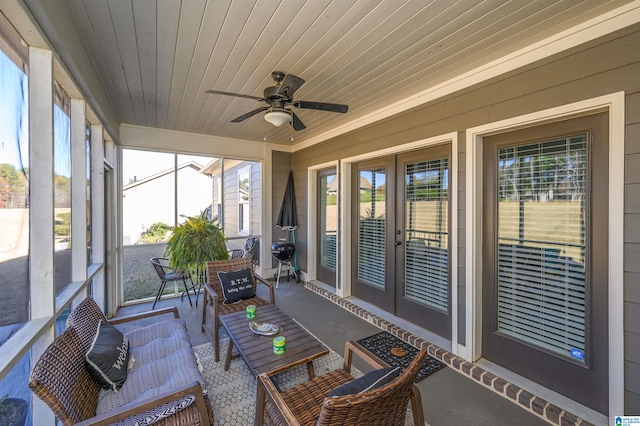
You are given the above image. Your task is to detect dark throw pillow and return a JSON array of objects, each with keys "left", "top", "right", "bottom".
[
  {"left": 328, "top": 366, "right": 401, "bottom": 397},
  {"left": 218, "top": 268, "right": 256, "bottom": 304},
  {"left": 85, "top": 320, "right": 130, "bottom": 392}
]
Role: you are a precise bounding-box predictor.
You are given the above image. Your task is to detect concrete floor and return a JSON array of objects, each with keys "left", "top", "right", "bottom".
[{"left": 114, "top": 280, "right": 548, "bottom": 426}]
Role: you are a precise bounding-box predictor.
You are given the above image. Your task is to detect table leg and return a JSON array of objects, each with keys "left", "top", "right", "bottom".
[
  {"left": 224, "top": 340, "right": 234, "bottom": 371},
  {"left": 306, "top": 361, "right": 316, "bottom": 379},
  {"left": 255, "top": 380, "right": 265, "bottom": 426}
]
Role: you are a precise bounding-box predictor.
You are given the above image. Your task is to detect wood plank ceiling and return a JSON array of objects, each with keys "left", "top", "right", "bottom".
[{"left": 62, "top": 0, "right": 632, "bottom": 147}]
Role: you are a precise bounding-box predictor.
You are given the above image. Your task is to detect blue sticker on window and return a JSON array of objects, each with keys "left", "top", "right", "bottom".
[{"left": 570, "top": 348, "right": 584, "bottom": 360}]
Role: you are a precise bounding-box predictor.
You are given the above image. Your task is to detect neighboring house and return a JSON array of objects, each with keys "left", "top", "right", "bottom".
[
  {"left": 122, "top": 161, "right": 212, "bottom": 245},
  {"left": 200, "top": 158, "right": 261, "bottom": 252}
]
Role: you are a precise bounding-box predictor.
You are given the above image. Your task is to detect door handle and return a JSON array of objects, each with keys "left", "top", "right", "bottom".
[{"left": 394, "top": 240, "right": 402, "bottom": 246}]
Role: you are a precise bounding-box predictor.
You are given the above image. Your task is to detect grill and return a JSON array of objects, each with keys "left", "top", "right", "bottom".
[
  {"left": 271, "top": 242, "right": 295, "bottom": 262},
  {"left": 271, "top": 242, "right": 299, "bottom": 286}
]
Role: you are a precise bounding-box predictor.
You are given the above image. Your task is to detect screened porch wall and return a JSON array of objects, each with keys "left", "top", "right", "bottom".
[{"left": 290, "top": 24, "right": 640, "bottom": 409}]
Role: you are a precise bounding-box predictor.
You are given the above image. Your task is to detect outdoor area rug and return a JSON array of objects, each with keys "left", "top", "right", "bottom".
[
  {"left": 356, "top": 331, "right": 446, "bottom": 383},
  {"left": 193, "top": 338, "right": 416, "bottom": 426}
]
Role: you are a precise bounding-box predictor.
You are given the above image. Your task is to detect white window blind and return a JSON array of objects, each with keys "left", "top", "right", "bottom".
[
  {"left": 497, "top": 136, "right": 587, "bottom": 362},
  {"left": 404, "top": 158, "right": 449, "bottom": 311},
  {"left": 320, "top": 174, "right": 337, "bottom": 270},
  {"left": 357, "top": 169, "right": 386, "bottom": 289}
]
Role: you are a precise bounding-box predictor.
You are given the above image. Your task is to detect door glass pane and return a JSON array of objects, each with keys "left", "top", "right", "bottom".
[
  {"left": 320, "top": 172, "right": 337, "bottom": 270},
  {"left": 357, "top": 168, "right": 386, "bottom": 289},
  {"left": 497, "top": 137, "right": 587, "bottom": 362},
  {"left": 404, "top": 158, "right": 448, "bottom": 311}
]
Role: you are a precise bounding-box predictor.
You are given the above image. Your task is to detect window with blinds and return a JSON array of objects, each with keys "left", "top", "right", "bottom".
[
  {"left": 320, "top": 173, "right": 337, "bottom": 270},
  {"left": 404, "top": 159, "right": 449, "bottom": 312},
  {"left": 496, "top": 136, "right": 587, "bottom": 362},
  {"left": 357, "top": 168, "right": 386, "bottom": 289}
]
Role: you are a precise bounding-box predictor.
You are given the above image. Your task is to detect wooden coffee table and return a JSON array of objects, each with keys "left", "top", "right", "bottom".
[{"left": 219, "top": 304, "right": 329, "bottom": 378}]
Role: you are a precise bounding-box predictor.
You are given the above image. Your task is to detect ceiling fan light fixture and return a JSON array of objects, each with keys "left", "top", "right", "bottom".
[{"left": 264, "top": 109, "right": 291, "bottom": 127}]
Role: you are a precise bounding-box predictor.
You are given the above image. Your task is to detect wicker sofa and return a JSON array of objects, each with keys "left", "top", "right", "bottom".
[{"left": 29, "top": 297, "right": 215, "bottom": 425}]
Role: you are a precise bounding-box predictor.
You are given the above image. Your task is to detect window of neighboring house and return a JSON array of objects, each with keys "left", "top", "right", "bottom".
[
  {"left": 54, "top": 83, "right": 72, "bottom": 296},
  {"left": 238, "top": 165, "right": 250, "bottom": 234},
  {"left": 215, "top": 176, "right": 223, "bottom": 228}
]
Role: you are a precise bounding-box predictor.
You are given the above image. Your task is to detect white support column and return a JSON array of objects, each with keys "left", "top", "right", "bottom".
[
  {"left": 28, "top": 47, "right": 55, "bottom": 316},
  {"left": 91, "top": 124, "right": 106, "bottom": 310},
  {"left": 260, "top": 151, "right": 271, "bottom": 278},
  {"left": 28, "top": 46, "right": 55, "bottom": 426},
  {"left": 70, "top": 99, "right": 87, "bottom": 284},
  {"left": 104, "top": 140, "right": 119, "bottom": 317},
  {"left": 115, "top": 145, "right": 124, "bottom": 313}
]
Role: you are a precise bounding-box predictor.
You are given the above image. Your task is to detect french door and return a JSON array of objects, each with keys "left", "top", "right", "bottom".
[
  {"left": 482, "top": 112, "right": 609, "bottom": 414},
  {"left": 351, "top": 145, "right": 451, "bottom": 337}
]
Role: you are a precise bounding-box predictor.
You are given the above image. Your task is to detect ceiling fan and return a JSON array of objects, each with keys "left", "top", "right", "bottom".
[{"left": 205, "top": 71, "right": 348, "bottom": 131}]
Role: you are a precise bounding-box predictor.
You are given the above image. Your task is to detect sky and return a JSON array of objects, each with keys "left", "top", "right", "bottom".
[
  {"left": 122, "top": 149, "right": 216, "bottom": 185},
  {"left": 1, "top": 50, "right": 72, "bottom": 177},
  {"left": 0, "top": 50, "right": 29, "bottom": 171}
]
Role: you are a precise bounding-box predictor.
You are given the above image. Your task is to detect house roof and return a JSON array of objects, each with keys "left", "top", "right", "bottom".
[
  {"left": 123, "top": 161, "right": 203, "bottom": 190},
  {"left": 56, "top": 0, "right": 637, "bottom": 148}
]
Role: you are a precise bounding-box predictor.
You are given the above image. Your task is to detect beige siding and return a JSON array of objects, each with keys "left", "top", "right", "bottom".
[
  {"left": 291, "top": 26, "right": 640, "bottom": 410},
  {"left": 625, "top": 90, "right": 640, "bottom": 411}
]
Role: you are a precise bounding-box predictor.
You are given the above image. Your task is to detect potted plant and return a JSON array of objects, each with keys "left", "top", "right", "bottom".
[
  {"left": 0, "top": 395, "right": 27, "bottom": 426},
  {"left": 165, "top": 212, "right": 228, "bottom": 284}
]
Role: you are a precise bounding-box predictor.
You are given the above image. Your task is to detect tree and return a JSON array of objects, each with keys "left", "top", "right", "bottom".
[{"left": 0, "top": 164, "right": 26, "bottom": 208}]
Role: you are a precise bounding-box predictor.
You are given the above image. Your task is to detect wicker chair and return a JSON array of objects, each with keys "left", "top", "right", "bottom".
[
  {"left": 256, "top": 341, "right": 426, "bottom": 426},
  {"left": 29, "top": 298, "right": 215, "bottom": 425},
  {"left": 201, "top": 256, "right": 275, "bottom": 362}
]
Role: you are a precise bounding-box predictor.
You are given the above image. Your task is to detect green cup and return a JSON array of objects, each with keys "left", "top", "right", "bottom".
[
  {"left": 246, "top": 304, "right": 256, "bottom": 319},
  {"left": 273, "top": 336, "right": 286, "bottom": 355}
]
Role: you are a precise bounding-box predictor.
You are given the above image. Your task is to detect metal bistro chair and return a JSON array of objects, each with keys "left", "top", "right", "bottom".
[
  {"left": 229, "top": 237, "right": 259, "bottom": 268},
  {"left": 150, "top": 257, "right": 199, "bottom": 309}
]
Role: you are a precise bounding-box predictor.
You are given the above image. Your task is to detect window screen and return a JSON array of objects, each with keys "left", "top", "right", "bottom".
[{"left": 496, "top": 136, "right": 587, "bottom": 362}]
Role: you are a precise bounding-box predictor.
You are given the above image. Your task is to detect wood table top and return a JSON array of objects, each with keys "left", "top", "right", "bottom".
[{"left": 219, "top": 304, "right": 329, "bottom": 377}]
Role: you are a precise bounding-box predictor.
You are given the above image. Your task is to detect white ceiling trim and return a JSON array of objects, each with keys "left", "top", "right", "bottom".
[
  {"left": 292, "top": 0, "right": 640, "bottom": 152},
  {"left": 120, "top": 124, "right": 293, "bottom": 159}
]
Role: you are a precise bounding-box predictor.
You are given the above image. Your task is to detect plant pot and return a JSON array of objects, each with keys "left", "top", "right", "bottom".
[{"left": 0, "top": 398, "right": 27, "bottom": 426}]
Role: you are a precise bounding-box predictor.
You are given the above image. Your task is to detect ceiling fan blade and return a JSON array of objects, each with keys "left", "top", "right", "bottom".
[
  {"left": 206, "top": 89, "right": 265, "bottom": 102},
  {"left": 230, "top": 106, "right": 269, "bottom": 122},
  {"left": 290, "top": 111, "right": 306, "bottom": 131},
  {"left": 293, "top": 100, "right": 348, "bottom": 113},
  {"left": 277, "top": 74, "right": 305, "bottom": 99}
]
